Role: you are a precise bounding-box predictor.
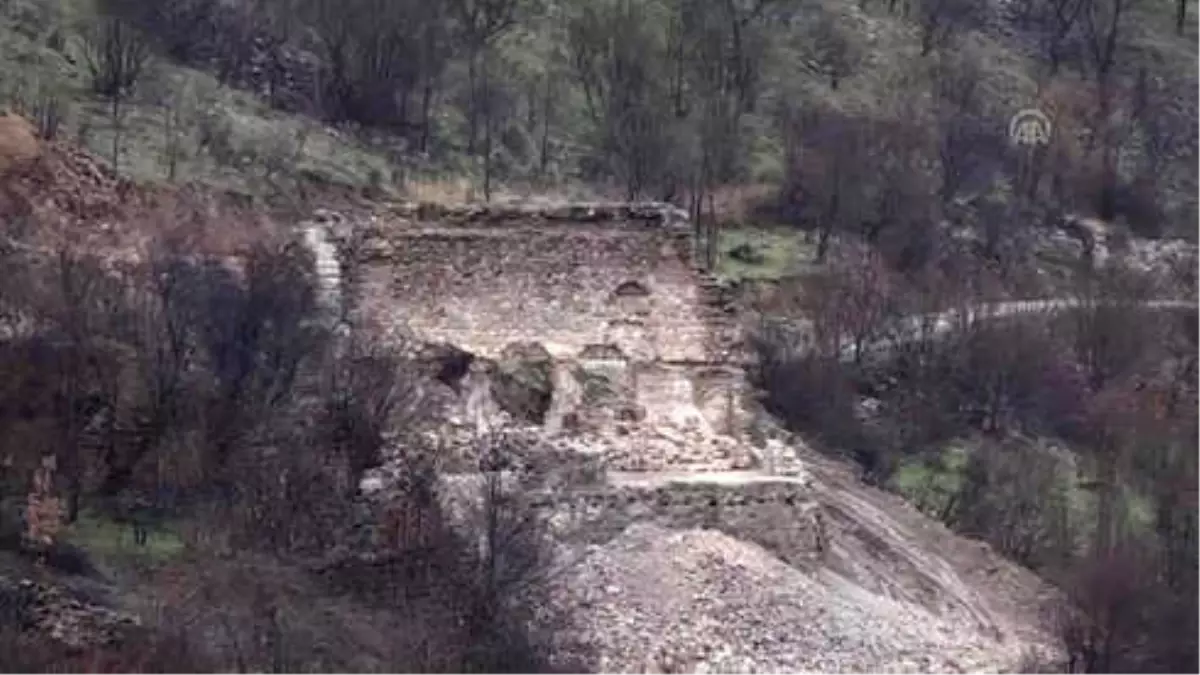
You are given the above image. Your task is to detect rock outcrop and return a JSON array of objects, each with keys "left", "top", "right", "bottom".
[{"left": 0, "top": 576, "right": 140, "bottom": 651}]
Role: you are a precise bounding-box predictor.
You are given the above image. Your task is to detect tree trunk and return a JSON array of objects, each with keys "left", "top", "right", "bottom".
[
  {"left": 539, "top": 75, "right": 552, "bottom": 177},
  {"left": 111, "top": 94, "right": 122, "bottom": 175},
  {"left": 467, "top": 47, "right": 479, "bottom": 155},
  {"left": 706, "top": 191, "right": 719, "bottom": 270},
  {"left": 1095, "top": 456, "right": 1116, "bottom": 555},
  {"left": 817, "top": 225, "right": 832, "bottom": 262},
  {"left": 1097, "top": 78, "right": 1118, "bottom": 220},
  {"left": 164, "top": 105, "right": 178, "bottom": 182},
  {"left": 1177, "top": 0, "right": 1188, "bottom": 34},
  {"left": 482, "top": 55, "right": 493, "bottom": 203},
  {"left": 419, "top": 76, "right": 435, "bottom": 154},
  {"left": 671, "top": 14, "right": 687, "bottom": 118}
]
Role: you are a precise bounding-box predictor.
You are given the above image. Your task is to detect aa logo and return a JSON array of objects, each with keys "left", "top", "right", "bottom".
[{"left": 1009, "top": 108, "right": 1052, "bottom": 146}]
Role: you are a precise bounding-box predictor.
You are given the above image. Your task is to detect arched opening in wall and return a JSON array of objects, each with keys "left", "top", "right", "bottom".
[
  {"left": 422, "top": 342, "right": 476, "bottom": 392},
  {"left": 610, "top": 281, "right": 653, "bottom": 318},
  {"left": 579, "top": 343, "right": 627, "bottom": 362},
  {"left": 612, "top": 280, "right": 651, "bottom": 298},
  {"left": 576, "top": 344, "right": 634, "bottom": 414},
  {"left": 607, "top": 282, "right": 655, "bottom": 360}
]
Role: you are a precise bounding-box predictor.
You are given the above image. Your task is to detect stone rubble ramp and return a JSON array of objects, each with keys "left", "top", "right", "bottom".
[{"left": 540, "top": 523, "right": 1012, "bottom": 674}]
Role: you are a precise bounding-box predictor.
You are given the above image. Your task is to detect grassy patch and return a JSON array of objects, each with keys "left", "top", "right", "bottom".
[
  {"left": 61, "top": 510, "right": 186, "bottom": 570},
  {"left": 0, "top": 0, "right": 399, "bottom": 200},
  {"left": 715, "top": 226, "right": 817, "bottom": 282},
  {"left": 889, "top": 444, "right": 971, "bottom": 520},
  {"left": 67, "top": 67, "right": 399, "bottom": 198}
]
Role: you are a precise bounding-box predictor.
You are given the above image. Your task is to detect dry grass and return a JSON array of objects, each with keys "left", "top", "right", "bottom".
[
  {"left": 404, "top": 175, "right": 479, "bottom": 205},
  {"left": 0, "top": 110, "right": 41, "bottom": 174},
  {"left": 0, "top": 128, "right": 284, "bottom": 266},
  {"left": 690, "top": 183, "right": 778, "bottom": 225},
  {"left": 715, "top": 226, "right": 819, "bottom": 282}
]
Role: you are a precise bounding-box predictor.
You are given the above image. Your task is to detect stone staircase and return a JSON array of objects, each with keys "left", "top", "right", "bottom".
[
  {"left": 301, "top": 221, "right": 343, "bottom": 322},
  {"left": 694, "top": 270, "right": 751, "bottom": 365}
]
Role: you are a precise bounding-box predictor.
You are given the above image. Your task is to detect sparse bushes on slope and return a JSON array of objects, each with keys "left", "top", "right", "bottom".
[
  {"left": 0, "top": 200, "right": 569, "bottom": 671},
  {"left": 26, "top": 0, "right": 1195, "bottom": 238},
  {"left": 755, "top": 237, "right": 1197, "bottom": 672}
]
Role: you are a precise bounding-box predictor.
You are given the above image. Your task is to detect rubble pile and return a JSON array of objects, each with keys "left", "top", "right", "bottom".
[
  {"left": 540, "top": 524, "right": 1008, "bottom": 674},
  {"left": 0, "top": 577, "right": 139, "bottom": 651}
]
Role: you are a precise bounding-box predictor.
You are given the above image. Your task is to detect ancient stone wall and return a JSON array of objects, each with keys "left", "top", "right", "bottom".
[
  {"left": 518, "top": 477, "right": 822, "bottom": 566},
  {"left": 631, "top": 362, "right": 751, "bottom": 435},
  {"left": 437, "top": 470, "right": 821, "bottom": 566},
  {"left": 331, "top": 203, "right": 741, "bottom": 365},
  {"left": 313, "top": 203, "right": 815, "bottom": 474}
]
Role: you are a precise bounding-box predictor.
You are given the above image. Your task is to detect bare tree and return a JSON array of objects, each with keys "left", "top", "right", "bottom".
[
  {"left": 1078, "top": 0, "right": 1134, "bottom": 220},
  {"left": 805, "top": 240, "right": 898, "bottom": 364},
  {"left": 782, "top": 108, "right": 871, "bottom": 261},
  {"left": 81, "top": 16, "right": 152, "bottom": 173},
  {"left": 929, "top": 50, "right": 996, "bottom": 204},
  {"left": 804, "top": 13, "right": 862, "bottom": 90},
  {"left": 303, "top": 0, "right": 426, "bottom": 128},
  {"left": 108, "top": 0, "right": 220, "bottom": 63},
  {"left": 448, "top": 0, "right": 522, "bottom": 155},
  {"left": 1122, "top": 67, "right": 1183, "bottom": 235},
  {"left": 1059, "top": 543, "right": 1160, "bottom": 673},
  {"left": 863, "top": 112, "right": 941, "bottom": 272},
  {"left": 915, "top": 0, "right": 980, "bottom": 55},
  {"left": 567, "top": 0, "right": 676, "bottom": 198},
  {"left": 82, "top": 16, "right": 153, "bottom": 99},
  {"left": 953, "top": 438, "right": 1076, "bottom": 567},
  {"left": 1035, "top": 0, "right": 1088, "bottom": 74}
]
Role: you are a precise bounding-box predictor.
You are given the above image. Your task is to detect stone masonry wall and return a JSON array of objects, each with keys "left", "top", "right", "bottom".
[
  {"left": 438, "top": 472, "right": 823, "bottom": 567},
  {"left": 319, "top": 201, "right": 763, "bottom": 468},
  {"left": 334, "top": 203, "right": 739, "bottom": 365},
  {"left": 533, "top": 479, "right": 823, "bottom": 566}
]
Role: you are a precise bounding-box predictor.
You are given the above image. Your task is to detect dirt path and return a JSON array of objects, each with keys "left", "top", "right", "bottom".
[
  {"left": 770, "top": 296, "right": 1195, "bottom": 362},
  {"left": 606, "top": 469, "right": 807, "bottom": 487},
  {"left": 798, "top": 448, "right": 1062, "bottom": 661}
]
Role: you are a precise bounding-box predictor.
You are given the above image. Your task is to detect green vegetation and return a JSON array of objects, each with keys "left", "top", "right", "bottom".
[
  {"left": 1, "top": 0, "right": 397, "bottom": 200},
  {"left": 2, "top": 0, "right": 1194, "bottom": 240},
  {"left": 61, "top": 510, "right": 186, "bottom": 569},
  {"left": 715, "top": 225, "right": 818, "bottom": 281},
  {"left": 889, "top": 443, "right": 970, "bottom": 521}
]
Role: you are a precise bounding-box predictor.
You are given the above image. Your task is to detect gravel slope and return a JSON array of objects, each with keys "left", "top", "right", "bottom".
[{"left": 541, "top": 524, "right": 1025, "bottom": 674}]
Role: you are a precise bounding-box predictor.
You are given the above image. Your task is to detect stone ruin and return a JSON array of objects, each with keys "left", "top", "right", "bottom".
[
  {"left": 288, "top": 205, "right": 1067, "bottom": 672},
  {"left": 303, "top": 201, "right": 820, "bottom": 563}
]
